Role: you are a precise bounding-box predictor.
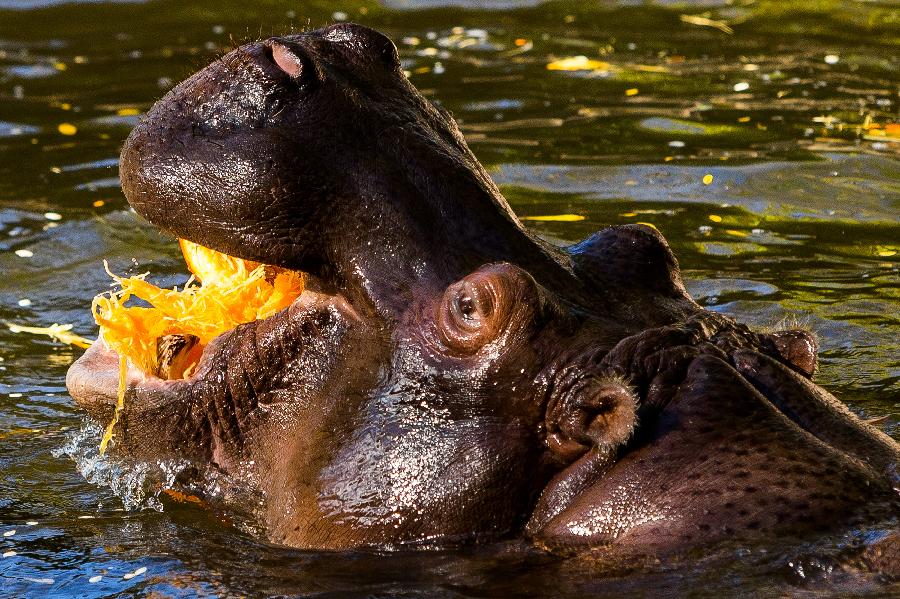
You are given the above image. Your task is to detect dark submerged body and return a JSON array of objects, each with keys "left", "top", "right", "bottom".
[{"left": 67, "top": 24, "right": 900, "bottom": 561}]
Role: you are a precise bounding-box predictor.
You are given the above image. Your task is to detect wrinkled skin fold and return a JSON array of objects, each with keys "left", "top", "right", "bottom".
[{"left": 67, "top": 24, "right": 899, "bottom": 558}]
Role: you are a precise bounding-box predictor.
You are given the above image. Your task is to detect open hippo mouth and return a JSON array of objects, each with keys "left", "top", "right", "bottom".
[{"left": 66, "top": 23, "right": 900, "bottom": 554}]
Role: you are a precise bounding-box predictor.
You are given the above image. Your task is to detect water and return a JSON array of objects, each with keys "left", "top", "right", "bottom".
[{"left": 1, "top": 0, "right": 898, "bottom": 595}]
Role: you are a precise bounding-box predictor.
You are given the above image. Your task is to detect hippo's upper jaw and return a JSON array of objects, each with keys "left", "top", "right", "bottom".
[{"left": 67, "top": 23, "right": 900, "bottom": 554}]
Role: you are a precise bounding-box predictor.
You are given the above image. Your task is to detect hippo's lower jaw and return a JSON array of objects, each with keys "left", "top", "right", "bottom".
[
  {"left": 67, "top": 23, "right": 900, "bottom": 555},
  {"left": 67, "top": 285, "right": 374, "bottom": 466}
]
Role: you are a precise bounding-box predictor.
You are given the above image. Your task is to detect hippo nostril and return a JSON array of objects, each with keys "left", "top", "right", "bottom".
[{"left": 270, "top": 42, "right": 303, "bottom": 78}]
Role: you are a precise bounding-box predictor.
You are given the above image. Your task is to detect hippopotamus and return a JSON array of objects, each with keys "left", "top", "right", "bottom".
[{"left": 66, "top": 23, "right": 900, "bottom": 557}]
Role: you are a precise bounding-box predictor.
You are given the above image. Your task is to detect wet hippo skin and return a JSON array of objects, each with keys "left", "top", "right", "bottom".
[{"left": 66, "top": 23, "right": 900, "bottom": 560}]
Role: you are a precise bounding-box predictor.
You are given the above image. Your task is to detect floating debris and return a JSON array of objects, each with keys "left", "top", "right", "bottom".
[
  {"left": 14, "top": 249, "right": 33, "bottom": 258},
  {"left": 18, "top": 299, "right": 32, "bottom": 307},
  {"left": 25, "top": 521, "right": 37, "bottom": 526},
  {"left": 824, "top": 54, "right": 839, "bottom": 64},
  {"left": 679, "top": 14, "right": 734, "bottom": 35},
  {"left": 625, "top": 88, "right": 639, "bottom": 96},
  {"left": 520, "top": 214, "right": 586, "bottom": 222},
  {"left": 668, "top": 140, "right": 686, "bottom": 148},
  {"left": 58, "top": 123, "right": 77, "bottom": 136},
  {"left": 88, "top": 575, "right": 102, "bottom": 583},
  {"left": 546, "top": 56, "right": 612, "bottom": 72},
  {"left": 2, "top": 551, "right": 15, "bottom": 558},
  {"left": 43, "top": 212, "right": 62, "bottom": 221},
  {"left": 6, "top": 322, "right": 94, "bottom": 349},
  {"left": 708, "top": 214, "right": 723, "bottom": 222},
  {"left": 92, "top": 200, "right": 106, "bottom": 208},
  {"left": 3, "top": 529, "right": 15, "bottom": 537},
  {"left": 733, "top": 82, "right": 750, "bottom": 92},
  {"left": 122, "top": 566, "right": 147, "bottom": 580},
  {"left": 703, "top": 174, "right": 715, "bottom": 185}
]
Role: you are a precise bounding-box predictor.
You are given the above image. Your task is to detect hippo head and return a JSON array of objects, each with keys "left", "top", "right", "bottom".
[{"left": 67, "top": 24, "right": 899, "bottom": 553}]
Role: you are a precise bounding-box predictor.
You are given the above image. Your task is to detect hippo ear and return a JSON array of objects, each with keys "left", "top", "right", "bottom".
[
  {"left": 568, "top": 224, "right": 690, "bottom": 299},
  {"left": 768, "top": 328, "right": 818, "bottom": 377},
  {"left": 544, "top": 375, "right": 638, "bottom": 464}
]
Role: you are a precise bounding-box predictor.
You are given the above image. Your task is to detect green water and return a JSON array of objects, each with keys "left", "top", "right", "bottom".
[{"left": 0, "top": 0, "right": 898, "bottom": 596}]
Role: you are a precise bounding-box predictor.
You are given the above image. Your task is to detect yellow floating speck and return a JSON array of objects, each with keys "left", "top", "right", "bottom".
[
  {"left": 738, "top": 116, "right": 751, "bottom": 123},
  {"left": 664, "top": 156, "right": 674, "bottom": 162},
  {"left": 521, "top": 214, "right": 586, "bottom": 222},
  {"left": 708, "top": 214, "right": 723, "bottom": 223},
  {"left": 625, "top": 88, "right": 639, "bottom": 96},
  {"left": 702, "top": 174, "right": 714, "bottom": 185},
  {"left": 116, "top": 108, "right": 140, "bottom": 116},
  {"left": 546, "top": 56, "right": 611, "bottom": 71},
  {"left": 60, "top": 103, "right": 71, "bottom": 110},
  {"left": 620, "top": 212, "right": 637, "bottom": 217},
  {"left": 876, "top": 249, "right": 897, "bottom": 257},
  {"left": 635, "top": 222, "right": 658, "bottom": 230},
  {"left": 725, "top": 229, "right": 747, "bottom": 237},
  {"left": 92, "top": 200, "right": 105, "bottom": 208},
  {"left": 54, "top": 62, "right": 67, "bottom": 71},
  {"left": 58, "top": 123, "right": 77, "bottom": 136}
]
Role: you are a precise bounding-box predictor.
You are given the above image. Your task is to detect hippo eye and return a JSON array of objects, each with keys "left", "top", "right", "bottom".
[
  {"left": 451, "top": 282, "right": 493, "bottom": 327},
  {"left": 437, "top": 271, "right": 511, "bottom": 354}
]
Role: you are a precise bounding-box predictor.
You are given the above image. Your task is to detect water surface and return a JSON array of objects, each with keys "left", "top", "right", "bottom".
[{"left": 1, "top": 0, "right": 898, "bottom": 596}]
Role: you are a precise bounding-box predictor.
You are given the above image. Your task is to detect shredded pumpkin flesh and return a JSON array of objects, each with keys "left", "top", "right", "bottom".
[{"left": 93, "top": 239, "right": 304, "bottom": 453}]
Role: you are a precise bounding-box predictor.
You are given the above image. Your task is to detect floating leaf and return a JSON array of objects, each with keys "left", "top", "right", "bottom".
[
  {"left": 547, "top": 56, "right": 612, "bottom": 72},
  {"left": 520, "top": 214, "right": 586, "bottom": 222}
]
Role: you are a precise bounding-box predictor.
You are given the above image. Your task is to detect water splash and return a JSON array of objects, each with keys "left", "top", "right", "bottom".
[{"left": 52, "top": 419, "right": 190, "bottom": 511}]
